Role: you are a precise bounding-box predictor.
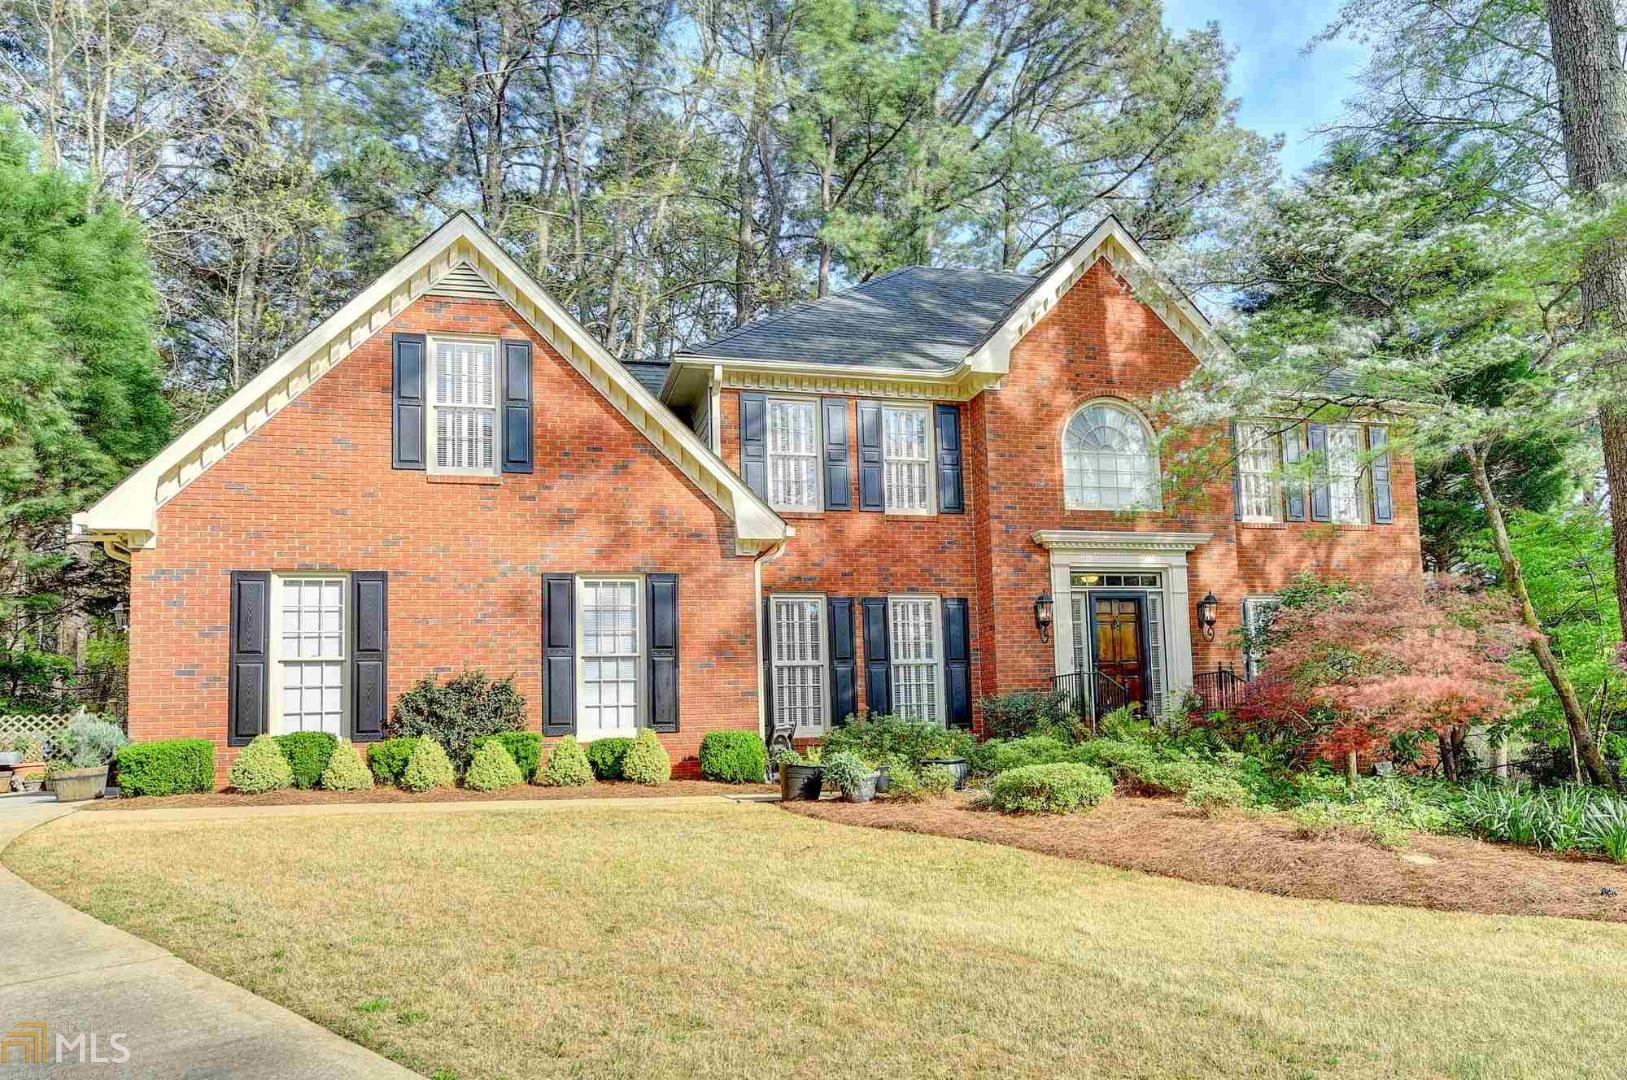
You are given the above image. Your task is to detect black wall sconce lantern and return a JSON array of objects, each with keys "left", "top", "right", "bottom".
[
  {"left": 1196, "top": 591, "right": 1220, "bottom": 641},
  {"left": 1034, "top": 592, "right": 1055, "bottom": 642}
]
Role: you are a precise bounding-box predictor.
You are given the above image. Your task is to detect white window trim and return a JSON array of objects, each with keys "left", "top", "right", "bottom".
[
  {"left": 1236, "top": 421, "right": 1284, "bottom": 524},
  {"left": 887, "top": 594, "right": 945, "bottom": 725},
  {"left": 426, "top": 332, "right": 502, "bottom": 477},
  {"left": 1242, "top": 595, "right": 1281, "bottom": 682},
  {"left": 880, "top": 402, "right": 936, "bottom": 516},
  {"left": 1061, "top": 398, "right": 1163, "bottom": 512},
  {"left": 574, "top": 575, "right": 644, "bottom": 742},
  {"left": 764, "top": 395, "right": 824, "bottom": 513},
  {"left": 268, "top": 572, "right": 349, "bottom": 737},
  {"left": 1325, "top": 423, "right": 1367, "bottom": 525},
  {"left": 769, "top": 592, "right": 830, "bottom": 737}
]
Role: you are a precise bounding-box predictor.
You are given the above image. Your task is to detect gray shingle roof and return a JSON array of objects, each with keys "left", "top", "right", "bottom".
[
  {"left": 679, "top": 266, "right": 1036, "bottom": 372},
  {"left": 623, "top": 360, "right": 671, "bottom": 396}
]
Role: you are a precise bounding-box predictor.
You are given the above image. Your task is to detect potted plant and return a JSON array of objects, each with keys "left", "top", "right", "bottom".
[
  {"left": 47, "top": 715, "right": 130, "bottom": 802},
  {"left": 8, "top": 736, "right": 45, "bottom": 792},
  {"left": 0, "top": 734, "right": 24, "bottom": 768},
  {"left": 777, "top": 745, "right": 824, "bottom": 802},
  {"left": 922, "top": 730, "right": 974, "bottom": 791},
  {"left": 824, "top": 751, "right": 881, "bottom": 803}
]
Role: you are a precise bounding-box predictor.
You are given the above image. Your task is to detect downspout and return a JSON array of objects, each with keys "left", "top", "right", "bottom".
[{"left": 753, "top": 539, "right": 790, "bottom": 738}]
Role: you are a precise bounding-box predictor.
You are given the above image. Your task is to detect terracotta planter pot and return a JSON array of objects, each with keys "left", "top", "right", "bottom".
[{"left": 51, "top": 765, "right": 108, "bottom": 803}]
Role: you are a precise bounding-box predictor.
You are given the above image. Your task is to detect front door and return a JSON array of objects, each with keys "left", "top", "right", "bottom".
[{"left": 1089, "top": 594, "right": 1148, "bottom": 711}]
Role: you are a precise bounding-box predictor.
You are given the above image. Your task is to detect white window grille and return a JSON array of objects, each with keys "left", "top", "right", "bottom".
[
  {"left": 1236, "top": 423, "right": 1282, "bottom": 522},
  {"left": 1326, "top": 425, "right": 1364, "bottom": 524},
  {"left": 882, "top": 406, "right": 931, "bottom": 513},
  {"left": 431, "top": 337, "right": 498, "bottom": 473},
  {"left": 277, "top": 576, "right": 346, "bottom": 735},
  {"left": 889, "top": 596, "right": 942, "bottom": 723},
  {"left": 578, "top": 578, "right": 641, "bottom": 738},
  {"left": 1063, "top": 402, "right": 1161, "bottom": 510},
  {"left": 771, "top": 596, "right": 827, "bottom": 736},
  {"left": 766, "top": 399, "right": 820, "bottom": 510}
]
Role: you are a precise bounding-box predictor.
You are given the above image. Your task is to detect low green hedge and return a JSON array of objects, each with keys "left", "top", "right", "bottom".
[
  {"left": 988, "top": 763, "right": 1113, "bottom": 815},
  {"left": 586, "top": 737, "right": 634, "bottom": 780},
  {"left": 698, "top": 730, "right": 767, "bottom": 783},
  {"left": 115, "top": 739, "right": 215, "bottom": 797},
  {"left": 471, "top": 731, "right": 543, "bottom": 782},
  {"left": 274, "top": 731, "right": 338, "bottom": 789},
  {"left": 368, "top": 737, "right": 419, "bottom": 786}
]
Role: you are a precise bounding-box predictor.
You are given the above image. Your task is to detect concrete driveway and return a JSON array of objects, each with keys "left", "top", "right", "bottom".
[{"left": 0, "top": 794, "right": 416, "bottom": 1078}]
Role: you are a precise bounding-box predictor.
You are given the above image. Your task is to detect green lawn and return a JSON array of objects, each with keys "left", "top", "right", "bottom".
[{"left": 8, "top": 800, "right": 1627, "bottom": 1079}]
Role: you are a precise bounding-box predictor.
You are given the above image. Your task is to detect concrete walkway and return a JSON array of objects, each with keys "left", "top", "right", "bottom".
[{"left": 0, "top": 794, "right": 417, "bottom": 1078}]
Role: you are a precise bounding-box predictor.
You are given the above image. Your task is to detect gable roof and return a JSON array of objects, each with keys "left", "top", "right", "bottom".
[
  {"left": 681, "top": 267, "right": 1036, "bottom": 372},
  {"left": 74, "top": 213, "right": 788, "bottom": 557}
]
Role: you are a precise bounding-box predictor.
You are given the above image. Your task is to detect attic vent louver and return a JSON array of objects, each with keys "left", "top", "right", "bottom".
[{"left": 429, "top": 261, "right": 501, "bottom": 300}]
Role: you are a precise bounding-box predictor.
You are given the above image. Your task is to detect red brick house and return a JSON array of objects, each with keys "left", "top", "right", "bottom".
[{"left": 75, "top": 214, "right": 1422, "bottom": 780}]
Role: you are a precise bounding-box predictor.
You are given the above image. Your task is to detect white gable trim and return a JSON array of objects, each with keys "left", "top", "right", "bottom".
[{"left": 74, "top": 213, "right": 788, "bottom": 557}]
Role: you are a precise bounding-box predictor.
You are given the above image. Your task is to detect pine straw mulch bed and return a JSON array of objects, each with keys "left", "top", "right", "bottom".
[
  {"left": 783, "top": 791, "right": 1627, "bottom": 923},
  {"left": 87, "top": 779, "right": 774, "bottom": 811}
]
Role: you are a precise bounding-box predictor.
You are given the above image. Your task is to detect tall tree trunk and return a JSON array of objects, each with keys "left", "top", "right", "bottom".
[
  {"left": 1547, "top": 0, "right": 1627, "bottom": 636},
  {"left": 1467, "top": 445, "right": 1616, "bottom": 787}
]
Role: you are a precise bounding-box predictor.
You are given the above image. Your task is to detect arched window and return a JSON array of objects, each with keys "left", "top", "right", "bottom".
[{"left": 1062, "top": 401, "right": 1161, "bottom": 510}]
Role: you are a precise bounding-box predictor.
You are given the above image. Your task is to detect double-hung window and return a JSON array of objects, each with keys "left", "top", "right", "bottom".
[
  {"left": 1236, "top": 422, "right": 1283, "bottom": 522},
  {"left": 889, "top": 595, "right": 943, "bottom": 724},
  {"left": 430, "top": 336, "right": 499, "bottom": 474},
  {"left": 770, "top": 595, "right": 827, "bottom": 736},
  {"left": 577, "top": 577, "right": 641, "bottom": 739},
  {"left": 1242, "top": 596, "right": 1282, "bottom": 681},
  {"left": 766, "top": 399, "right": 820, "bottom": 511},
  {"left": 882, "top": 405, "right": 932, "bottom": 513},
  {"left": 275, "top": 575, "right": 346, "bottom": 735},
  {"left": 1326, "top": 424, "right": 1365, "bottom": 524}
]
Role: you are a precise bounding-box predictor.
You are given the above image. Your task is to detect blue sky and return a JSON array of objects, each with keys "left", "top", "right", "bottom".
[{"left": 1160, "top": 0, "right": 1370, "bottom": 176}]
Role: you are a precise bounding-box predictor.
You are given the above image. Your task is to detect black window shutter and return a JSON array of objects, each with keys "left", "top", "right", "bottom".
[
  {"left": 542, "top": 574, "right": 576, "bottom": 736},
  {"left": 828, "top": 596, "right": 857, "bottom": 724},
  {"left": 761, "top": 597, "right": 776, "bottom": 737},
  {"left": 857, "top": 400, "right": 885, "bottom": 511},
  {"left": 1368, "top": 425, "right": 1394, "bottom": 524},
  {"left": 822, "top": 398, "right": 852, "bottom": 510},
  {"left": 501, "top": 340, "right": 534, "bottom": 474},
  {"left": 228, "top": 571, "right": 270, "bottom": 745},
  {"left": 350, "top": 571, "right": 388, "bottom": 742},
  {"left": 739, "top": 392, "right": 768, "bottom": 499},
  {"left": 1307, "top": 423, "right": 1331, "bottom": 522},
  {"left": 392, "top": 333, "right": 426, "bottom": 470},
  {"left": 935, "top": 404, "right": 965, "bottom": 513},
  {"left": 943, "top": 597, "right": 972, "bottom": 729},
  {"left": 1229, "top": 421, "right": 1243, "bottom": 521},
  {"left": 861, "top": 597, "right": 891, "bottom": 715},
  {"left": 1282, "top": 425, "right": 1307, "bottom": 522},
  {"left": 646, "top": 574, "right": 680, "bottom": 732}
]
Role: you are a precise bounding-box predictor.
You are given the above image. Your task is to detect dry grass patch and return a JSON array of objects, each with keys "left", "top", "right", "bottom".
[{"left": 8, "top": 802, "right": 1627, "bottom": 1079}]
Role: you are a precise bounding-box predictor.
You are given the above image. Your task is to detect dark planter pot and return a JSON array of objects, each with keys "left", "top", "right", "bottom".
[
  {"left": 923, "top": 757, "right": 970, "bottom": 791},
  {"left": 841, "top": 771, "right": 881, "bottom": 803},
  {"left": 780, "top": 763, "right": 825, "bottom": 801},
  {"left": 874, "top": 765, "right": 891, "bottom": 794},
  {"left": 51, "top": 765, "right": 108, "bottom": 803}
]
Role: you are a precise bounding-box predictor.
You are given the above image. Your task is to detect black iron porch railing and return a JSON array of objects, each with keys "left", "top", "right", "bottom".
[
  {"left": 1191, "top": 664, "right": 1247, "bottom": 714},
  {"left": 1051, "top": 669, "right": 1132, "bottom": 735}
]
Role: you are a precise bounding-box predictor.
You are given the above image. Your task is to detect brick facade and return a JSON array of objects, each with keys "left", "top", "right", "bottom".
[{"left": 130, "top": 294, "right": 761, "bottom": 783}]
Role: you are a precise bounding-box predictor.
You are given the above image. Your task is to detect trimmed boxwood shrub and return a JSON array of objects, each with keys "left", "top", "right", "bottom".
[
  {"left": 539, "top": 736, "right": 594, "bottom": 787},
  {"left": 698, "top": 730, "right": 767, "bottom": 783},
  {"left": 988, "top": 763, "right": 1112, "bottom": 814},
  {"left": 115, "top": 739, "right": 214, "bottom": 797},
  {"left": 320, "top": 741, "right": 374, "bottom": 791},
  {"left": 368, "top": 737, "right": 419, "bottom": 786},
  {"left": 229, "top": 735, "right": 294, "bottom": 794},
  {"left": 400, "top": 738, "right": 456, "bottom": 792},
  {"left": 273, "top": 731, "right": 338, "bottom": 789},
  {"left": 471, "top": 731, "right": 543, "bottom": 782},
  {"left": 974, "top": 735, "right": 1077, "bottom": 775},
  {"left": 586, "top": 737, "right": 634, "bottom": 780},
  {"left": 621, "top": 729, "right": 671, "bottom": 786},
  {"left": 465, "top": 741, "right": 524, "bottom": 791}
]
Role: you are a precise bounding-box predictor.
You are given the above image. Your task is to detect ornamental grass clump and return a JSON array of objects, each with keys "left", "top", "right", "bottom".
[
  {"left": 465, "top": 740, "right": 524, "bottom": 791},
  {"left": 621, "top": 729, "right": 671, "bottom": 786},
  {"left": 229, "top": 734, "right": 294, "bottom": 794},
  {"left": 319, "top": 741, "right": 374, "bottom": 792},
  {"left": 539, "top": 736, "right": 594, "bottom": 787},
  {"left": 987, "top": 763, "right": 1112, "bottom": 815},
  {"left": 400, "top": 738, "right": 456, "bottom": 792}
]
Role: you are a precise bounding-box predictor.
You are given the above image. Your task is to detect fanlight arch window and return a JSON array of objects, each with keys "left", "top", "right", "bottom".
[{"left": 1062, "top": 401, "right": 1162, "bottom": 510}]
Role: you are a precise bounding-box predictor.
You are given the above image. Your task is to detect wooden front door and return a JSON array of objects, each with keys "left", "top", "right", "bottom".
[{"left": 1090, "top": 594, "right": 1148, "bottom": 709}]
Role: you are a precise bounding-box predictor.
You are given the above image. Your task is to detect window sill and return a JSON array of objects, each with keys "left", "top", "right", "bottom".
[
  {"left": 427, "top": 473, "right": 502, "bottom": 486},
  {"left": 1240, "top": 520, "right": 1287, "bottom": 530}
]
